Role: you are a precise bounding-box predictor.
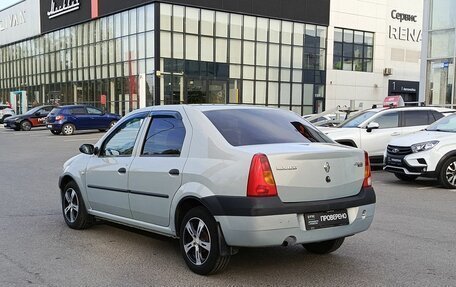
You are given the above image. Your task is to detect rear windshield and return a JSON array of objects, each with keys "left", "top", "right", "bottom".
[
  {"left": 49, "top": 108, "right": 62, "bottom": 115},
  {"left": 204, "top": 109, "right": 333, "bottom": 146}
]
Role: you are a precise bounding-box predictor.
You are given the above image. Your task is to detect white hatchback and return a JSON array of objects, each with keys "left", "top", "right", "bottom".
[{"left": 59, "top": 105, "right": 376, "bottom": 275}]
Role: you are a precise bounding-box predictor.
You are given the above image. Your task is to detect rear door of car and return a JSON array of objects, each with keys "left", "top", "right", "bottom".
[
  {"left": 86, "top": 106, "right": 109, "bottom": 128},
  {"left": 69, "top": 107, "right": 90, "bottom": 129},
  {"left": 128, "top": 108, "right": 190, "bottom": 227},
  {"left": 401, "top": 110, "right": 433, "bottom": 136}
]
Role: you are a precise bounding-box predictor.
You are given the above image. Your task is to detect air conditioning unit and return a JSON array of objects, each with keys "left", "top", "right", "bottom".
[{"left": 383, "top": 68, "right": 392, "bottom": 76}]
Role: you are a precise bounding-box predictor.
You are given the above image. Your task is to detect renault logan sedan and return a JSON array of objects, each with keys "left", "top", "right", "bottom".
[{"left": 59, "top": 105, "right": 376, "bottom": 275}]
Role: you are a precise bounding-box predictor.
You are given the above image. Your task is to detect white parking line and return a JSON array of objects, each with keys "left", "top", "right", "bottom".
[{"left": 417, "top": 186, "right": 435, "bottom": 190}]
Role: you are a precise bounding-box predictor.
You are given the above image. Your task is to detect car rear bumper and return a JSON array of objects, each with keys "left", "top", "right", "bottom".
[
  {"left": 46, "top": 123, "right": 63, "bottom": 130},
  {"left": 216, "top": 203, "right": 374, "bottom": 247},
  {"left": 204, "top": 187, "right": 376, "bottom": 247}
]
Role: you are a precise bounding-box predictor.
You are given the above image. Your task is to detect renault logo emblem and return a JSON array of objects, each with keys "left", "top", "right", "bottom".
[{"left": 324, "top": 162, "right": 330, "bottom": 173}]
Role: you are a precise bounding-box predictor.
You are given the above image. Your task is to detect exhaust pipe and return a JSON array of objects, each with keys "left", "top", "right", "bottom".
[{"left": 282, "top": 236, "right": 297, "bottom": 247}]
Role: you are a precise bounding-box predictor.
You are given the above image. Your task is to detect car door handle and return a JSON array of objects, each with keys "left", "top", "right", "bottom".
[
  {"left": 391, "top": 132, "right": 400, "bottom": 136},
  {"left": 169, "top": 169, "right": 180, "bottom": 176},
  {"left": 118, "top": 167, "right": 127, "bottom": 174}
]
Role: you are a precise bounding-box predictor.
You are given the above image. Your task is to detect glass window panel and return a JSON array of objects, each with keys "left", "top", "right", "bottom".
[
  {"left": 255, "top": 81, "right": 266, "bottom": 104},
  {"left": 363, "top": 59, "right": 373, "bottom": 72},
  {"left": 173, "top": 33, "right": 184, "bottom": 59},
  {"left": 161, "top": 32, "right": 171, "bottom": 58},
  {"left": 239, "top": 65, "right": 254, "bottom": 80},
  {"left": 343, "top": 43, "right": 353, "bottom": 57},
  {"left": 334, "top": 28, "right": 343, "bottom": 42},
  {"left": 354, "top": 44, "right": 363, "bottom": 58},
  {"left": 257, "top": 18, "right": 268, "bottom": 42},
  {"left": 230, "top": 39, "right": 242, "bottom": 63},
  {"left": 256, "top": 67, "right": 267, "bottom": 80},
  {"left": 216, "top": 12, "right": 229, "bottom": 37},
  {"left": 292, "top": 83, "right": 302, "bottom": 105},
  {"left": 256, "top": 42, "right": 267, "bottom": 66},
  {"left": 281, "top": 45, "right": 291, "bottom": 68},
  {"left": 354, "top": 58, "right": 363, "bottom": 71},
  {"left": 334, "top": 42, "right": 343, "bottom": 56},
  {"left": 146, "top": 31, "right": 154, "bottom": 58},
  {"left": 146, "top": 4, "right": 154, "bottom": 31},
  {"left": 280, "top": 68, "right": 290, "bottom": 82},
  {"left": 138, "top": 59, "right": 145, "bottom": 74},
  {"left": 137, "top": 7, "right": 145, "bottom": 33},
  {"left": 215, "top": 38, "right": 227, "bottom": 63},
  {"left": 243, "top": 41, "right": 255, "bottom": 65},
  {"left": 305, "top": 24, "right": 316, "bottom": 46},
  {"left": 243, "top": 80, "right": 254, "bottom": 103},
  {"left": 230, "top": 64, "right": 241, "bottom": 78},
  {"left": 354, "top": 31, "right": 363, "bottom": 44},
  {"left": 269, "top": 44, "right": 279, "bottom": 67},
  {"left": 108, "top": 16, "right": 114, "bottom": 39},
  {"left": 173, "top": 5, "right": 184, "bottom": 32},
  {"left": 293, "top": 23, "right": 304, "bottom": 46},
  {"left": 333, "top": 56, "right": 342, "bottom": 69},
  {"left": 343, "top": 29, "right": 354, "bottom": 43},
  {"left": 343, "top": 58, "right": 353, "bottom": 71},
  {"left": 282, "top": 21, "right": 292, "bottom": 44},
  {"left": 280, "top": 83, "right": 290, "bottom": 105},
  {"left": 292, "top": 69, "right": 302, "bottom": 82},
  {"left": 146, "top": 58, "right": 154, "bottom": 73},
  {"left": 114, "top": 14, "right": 122, "bottom": 38},
  {"left": 269, "top": 67, "right": 279, "bottom": 81},
  {"left": 293, "top": 46, "right": 303, "bottom": 68},
  {"left": 130, "top": 9, "right": 137, "bottom": 34},
  {"left": 244, "top": 16, "right": 256, "bottom": 40},
  {"left": 161, "top": 4, "right": 172, "bottom": 31},
  {"left": 121, "top": 11, "right": 129, "bottom": 36},
  {"left": 185, "top": 35, "right": 199, "bottom": 60},
  {"left": 364, "top": 32, "right": 374, "bottom": 45},
  {"left": 268, "top": 82, "right": 278, "bottom": 104},
  {"left": 130, "top": 35, "right": 137, "bottom": 60},
  {"left": 230, "top": 14, "right": 242, "bottom": 39},
  {"left": 303, "top": 84, "right": 313, "bottom": 105},
  {"left": 201, "top": 10, "right": 214, "bottom": 36},
  {"left": 186, "top": 7, "right": 199, "bottom": 34},
  {"left": 115, "top": 38, "right": 122, "bottom": 62},
  {"left": 317, "top": 26, "right": 327, "bottom": 48},
  {"left": 431, "top": 0, "right": 456, "bottom": 29},
  {"left": 269, "top": 20, "right": 281, "bottom": 43},
  {"left": 122, "top": 36, "right": 130, "bottom": 61},
  {"left": 429, "top": 30, "right": 454, "bottom": 58},
  {"left": 201, "top": 37, "right": 214, "bottom": 62},
  {"left": 364, "top": 46, "right": 373, "bottom": 58},
  {"left": 138, "top": 33, "right": 145, "bottom": 59}
]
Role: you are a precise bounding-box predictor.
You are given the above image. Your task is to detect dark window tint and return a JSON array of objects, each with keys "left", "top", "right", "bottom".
[
  {"left": 70, "top": 107, "right": 87, "bottom": 115},
  {"left": 49, "top": 108, "right": 62, "bottom": 115},
  {"left": 373, "top": 112, "right": 399, "bottom": 129},
  {"left": 142, "top": 116, "right": 186, "bottom": 156},
  {"left": 204, "top": 109, "right": 332, "bottom": 146},
  {"left": 87, "top": 107, "right": 103, "bottom": 115},
  {"left": 403, "top": 110, "right": 429, "bottom": 127},
  {"left": 431, "top": 111, "right": 444, "bottom": 122},
  {"left": 102, "top": 113, "right": 147, "bottom": 157}
]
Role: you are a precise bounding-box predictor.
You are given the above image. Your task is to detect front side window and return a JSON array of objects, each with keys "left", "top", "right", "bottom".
[
  {"left": 102, "top": 114, "right": 147, "bottom": 157},
  {"left": 70, "top": 107, "right": 87, "bottom": 115},
  {"left": 87, "top": 107, "right": 103, "bottom": 115},
  {"left": 333, "top": 27, "right": 374, "bottom": 72},
  {"left": 372, "top": 112, "right": 399, "bottom": 129},
  {"left": 141, "top": 116, "right": 186, "bottom": 156},
  {"left": 339, "top": 110, "right": 378, "bottom": 128}
]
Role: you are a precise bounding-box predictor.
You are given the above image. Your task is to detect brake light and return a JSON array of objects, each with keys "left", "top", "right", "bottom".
[
  {"left": 247, "top": 153, "right": 278, "bottom": 197},
  {"left": 56, "top": 115, "right": 64, "bottom": 121},
  {"left": 363, "top": 151, "right": 372, "bottom": 188}
]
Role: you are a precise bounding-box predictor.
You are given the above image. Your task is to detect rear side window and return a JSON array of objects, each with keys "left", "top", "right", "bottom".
[
  {"left": 431, "top": 111, "right": 444, "bottom": 122},
  {"left": 204, "top": 109, "right": 332, "bottom": 146},
  {"left": 403, "top": 110, "right": 429, "bottom": 126},
  {"left": 141, "top": 116, "right": 186, "bottom": 156},
  {"left": 70, "top": 107, "right": 87, "bottom": 115},
  {"left": 87, "top": 107, "right": 103, "bottom": 115}
]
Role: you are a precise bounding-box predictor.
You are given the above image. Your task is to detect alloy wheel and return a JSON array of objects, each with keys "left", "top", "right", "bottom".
[
  {"left": 445, "top": 161, "right": 456, "bottom": 187},
  {"left": 182, "top": 217, "right": 211, "bottom": 266},
  {"left": 63, "top": 124, "right": 73, "bottom": 135},
  {"left": 63, "top": 188, "right": 79, "bottom": 223}
]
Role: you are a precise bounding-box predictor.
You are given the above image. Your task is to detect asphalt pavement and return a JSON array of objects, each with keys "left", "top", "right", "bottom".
[{"left": 0, "top": 128, "right": 455, "bottom": 286}]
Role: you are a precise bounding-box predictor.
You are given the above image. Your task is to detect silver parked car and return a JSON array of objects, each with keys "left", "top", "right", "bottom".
[{"left": 59, "top": 105, "right": 376, "bottom": 275}]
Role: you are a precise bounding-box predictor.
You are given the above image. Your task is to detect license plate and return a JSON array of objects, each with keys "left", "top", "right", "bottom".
[
  {"left": 47, "top": 125, "right": 52, "bottom": 128},
  {"left": 304, "top": 209, "right": 349, "bottom": 230},
  {"left": 387, "top": 156, "right": 402, "bottom": 165}
]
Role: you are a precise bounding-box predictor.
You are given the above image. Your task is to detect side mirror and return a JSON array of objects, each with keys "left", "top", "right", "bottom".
[
  {"left": 79, "top": 144, "right": 95, "bottom": 155},
  {"left": 366, "top": 122, "right": 379, "bottom": 132}
]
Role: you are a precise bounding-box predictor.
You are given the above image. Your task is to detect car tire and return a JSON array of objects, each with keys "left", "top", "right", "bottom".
[
  {"left": 109, "top": 120, "right": 117, "bottom": 129},
  {"left": 439, "top": 156, "right": 456, "bottom": 189},
  {"left": 51, "top": 130, "right": 61, "bottom": 135},
  {"left": 62, "top": 123, "right": 75, "bottom": 135},
  {"left": 302, "top": 237, "right": 345, "bottom": 254},
  {"left": 179, "top": 206, "right": 231, "bottom": 275},
  {"left": 20, "top": 120, "right": 32, "bottom": 131},
  {"left": 61, "top": 181, "right": 94, "bottom": 229},
  {"left": 394, "top": 173, "right": 419, "bottom": 182}
]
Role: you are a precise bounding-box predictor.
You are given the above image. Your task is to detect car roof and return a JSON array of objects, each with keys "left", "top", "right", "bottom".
[{"left": 366, "top": 106, "right": 455, "bottom": 113}]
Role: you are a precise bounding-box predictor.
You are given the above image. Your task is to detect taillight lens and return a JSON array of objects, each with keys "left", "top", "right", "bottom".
[
  {"left": 247, "top": 153, "right": 278, "bottom": 197},
  {"left": 56, "top": 115, "right": 64, "bottom": 121},
  {"left": 363, "top": 151, "right": 372, "bottom": 188}
]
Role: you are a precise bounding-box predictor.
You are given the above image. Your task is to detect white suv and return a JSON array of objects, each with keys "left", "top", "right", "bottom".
[
  {"left": 384, "top": 113, "right": 456, "bottom": 188},
  {"left": 59, "top": 105, "right": 375, "bottom": 275},
  {"left": 321, "top": 107, "right": 454, "bottom": 164},
  {"left": 0, "top": 104, "right": 15, "bottom": 123}
]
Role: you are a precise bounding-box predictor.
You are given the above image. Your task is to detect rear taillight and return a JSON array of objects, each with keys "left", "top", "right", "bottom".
[
  {"left": 56, "top": 115, "right": 64, "bottom": 121},
  {"left": 247, "top": 153, "right": 278, "bottom": 197},
  {"left": 363, "top": 151, "right": 372, "bottom": 188}
]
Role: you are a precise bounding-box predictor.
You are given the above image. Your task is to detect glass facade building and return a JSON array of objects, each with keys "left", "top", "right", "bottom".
[
  {"left": 0, "top": 0, "right": 330, "bottom": 115},
  {"left": 424, "top": 0, "right": 456, "bottom": 107}
]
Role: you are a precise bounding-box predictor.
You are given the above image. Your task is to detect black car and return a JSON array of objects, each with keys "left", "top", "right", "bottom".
[{"left": 3, "top": 105, "right": 54, "bottom": 131}]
